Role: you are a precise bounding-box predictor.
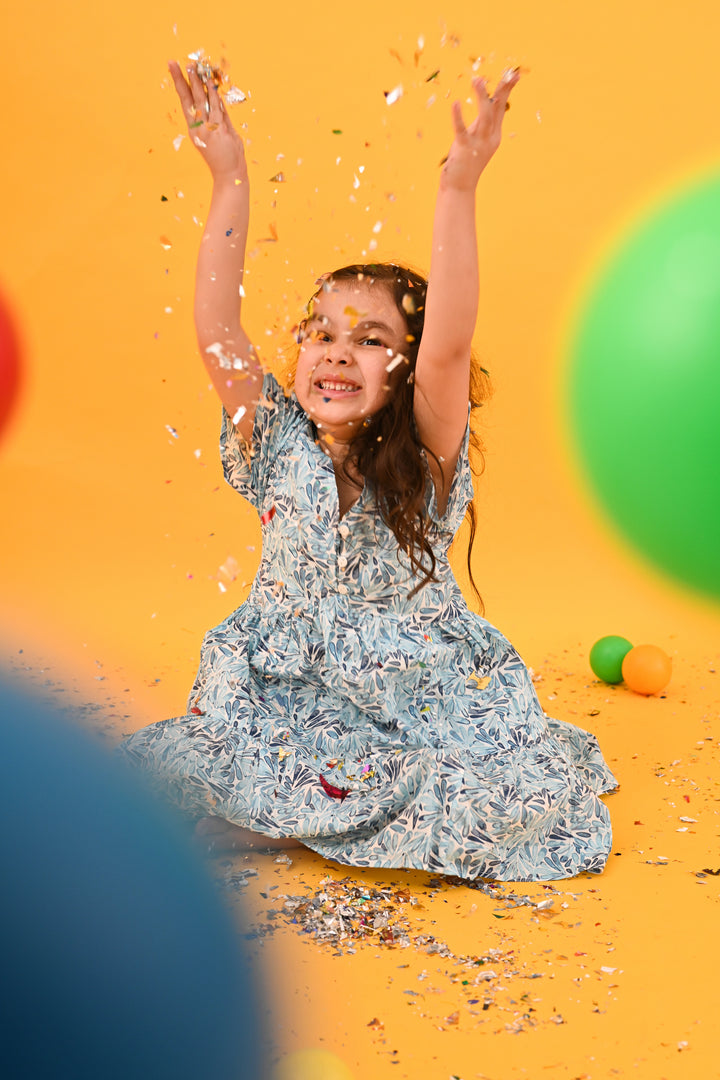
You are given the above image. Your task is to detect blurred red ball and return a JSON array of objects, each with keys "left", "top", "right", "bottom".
[{"left": 0, "top": 286, "right": 22, "bottom": 440}]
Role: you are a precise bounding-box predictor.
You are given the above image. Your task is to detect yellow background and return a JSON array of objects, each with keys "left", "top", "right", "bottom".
[{"left": 2, "top": 2, "right": 720, "bottom": 1078}]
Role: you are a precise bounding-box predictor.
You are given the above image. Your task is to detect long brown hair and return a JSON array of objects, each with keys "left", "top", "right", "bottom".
[{"left": 295, "top": 263, "right": 491, "bottom": 609}]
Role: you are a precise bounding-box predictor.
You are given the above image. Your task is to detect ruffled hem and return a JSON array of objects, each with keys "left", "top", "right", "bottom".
[{"left": 119, "top": 713, "right": 616, "bottom": 882}]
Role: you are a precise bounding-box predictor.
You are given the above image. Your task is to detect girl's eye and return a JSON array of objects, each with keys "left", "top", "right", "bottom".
[{"left": 360, "top": 337, "right": 383, "bottom": 347}]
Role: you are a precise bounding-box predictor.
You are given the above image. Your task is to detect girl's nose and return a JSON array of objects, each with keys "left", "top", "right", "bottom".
[{"left": 325, "top": 342, "right": 350, "bottom": 364}]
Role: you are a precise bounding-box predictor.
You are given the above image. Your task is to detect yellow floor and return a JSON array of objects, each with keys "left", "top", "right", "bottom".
[{"left": 3, "top": 1, "right": 720, "bottom": 1077}]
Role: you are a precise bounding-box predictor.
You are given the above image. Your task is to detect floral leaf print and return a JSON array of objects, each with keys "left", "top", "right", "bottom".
[{"left": 119, "top": 372, "right": 617, "bottom": 882}]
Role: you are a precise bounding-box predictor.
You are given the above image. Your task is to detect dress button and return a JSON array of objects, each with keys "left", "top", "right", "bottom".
[
  {"left": 337, "top": 554, "right": 347, "bottom": 570},
  {"left": 338, "top": 523, "right": 350, "bottom": 538},
  {"left": 336, "top": 583, "right": 348, "bottom": 595}
]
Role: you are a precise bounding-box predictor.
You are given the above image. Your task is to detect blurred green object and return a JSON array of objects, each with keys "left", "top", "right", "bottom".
[
  {"left": 589, "top": 635, "right": 633, "bottom": 684},
  {"left": 567, "top": 174, "right": 720, "bottom": 602}
]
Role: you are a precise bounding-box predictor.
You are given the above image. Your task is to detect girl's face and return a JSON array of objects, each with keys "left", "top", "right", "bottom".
[{"left": 294, "top": 280, "right": 408, "bottom": 444}]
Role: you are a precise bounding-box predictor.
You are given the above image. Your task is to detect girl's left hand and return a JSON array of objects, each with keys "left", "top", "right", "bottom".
[{"left": 442, "top": 69, "right": 521, "bottom": 191}]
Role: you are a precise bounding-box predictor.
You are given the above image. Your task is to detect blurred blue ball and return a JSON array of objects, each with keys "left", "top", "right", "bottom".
[{"left": 0, "top": 677, "right": 268, "bottom": 1080}]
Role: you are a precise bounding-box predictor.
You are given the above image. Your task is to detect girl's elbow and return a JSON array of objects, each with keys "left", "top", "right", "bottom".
[{"left": 418, "top": 343, "right": 472, "bottom": 371}]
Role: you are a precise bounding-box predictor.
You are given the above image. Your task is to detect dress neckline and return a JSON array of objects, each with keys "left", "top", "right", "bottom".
[{"left": 307, "top": 424, "right": 366, "bottom": 521}]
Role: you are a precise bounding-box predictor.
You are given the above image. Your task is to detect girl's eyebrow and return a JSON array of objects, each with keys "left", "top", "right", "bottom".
[
  {"left": 307, "top": 313, "right": 394, "bottom": 334},
  {"left": 356, "top": 319, "right": 394, "bottom": 334}
]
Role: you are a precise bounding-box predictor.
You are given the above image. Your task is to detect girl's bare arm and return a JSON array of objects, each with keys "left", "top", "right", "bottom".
[
  {"left": 413, "top": 71, "right": 520, "bottom": 505},
  {"left": 169, "top": 61, "right": 262, "bottom": 443}
]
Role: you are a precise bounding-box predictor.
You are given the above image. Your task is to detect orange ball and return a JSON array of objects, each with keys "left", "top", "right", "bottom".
[{"left": 621, "top": 644, "right": 672, "bottom": 695}]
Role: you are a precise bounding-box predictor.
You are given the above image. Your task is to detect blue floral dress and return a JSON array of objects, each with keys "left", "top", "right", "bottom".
[{"left": 120, "top": 373, "right": 617, "bottom": 881}]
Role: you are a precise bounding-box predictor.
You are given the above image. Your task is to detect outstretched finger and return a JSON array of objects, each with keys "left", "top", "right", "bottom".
[
  {"left": 168, "top": 60, "right": 194, "bottom": 117},
  {"left": 491, "top": 68, "right": 521, "bottom": 112},
  {"left": 471, "top": 76, "right": 491, "bottom": 111},
  {"left": 186, "top": 62, "right": 211, "bottom": 122},
  {"left": 206, "top": 77, "right": 225, "bottom": 127},
  {"left": 451, "top": 99, "right": 467, "bottom": 138}
]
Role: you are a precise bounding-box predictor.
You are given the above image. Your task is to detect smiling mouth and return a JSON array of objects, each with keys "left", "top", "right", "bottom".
[{"left": 315, "top": 379, "right": 361, "bottom": 394}]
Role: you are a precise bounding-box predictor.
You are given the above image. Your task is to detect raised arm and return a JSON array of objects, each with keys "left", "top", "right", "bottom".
[
  {"left": 169, "top": 61, "right": 262, "bottom": 444},
  {"left": 413, "top": 70, "right": 520, "bottom": 504}
]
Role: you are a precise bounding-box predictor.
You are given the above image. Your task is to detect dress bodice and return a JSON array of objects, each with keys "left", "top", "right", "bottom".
[{"left": 220, "top": 372, "right": 475, "bottom": 621}]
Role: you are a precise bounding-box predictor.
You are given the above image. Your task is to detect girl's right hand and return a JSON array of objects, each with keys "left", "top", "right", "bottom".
[{"left": 168, "top": 60, "right": 248, "bottom": 184}]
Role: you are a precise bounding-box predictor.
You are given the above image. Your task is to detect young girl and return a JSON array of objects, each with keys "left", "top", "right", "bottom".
[{"left": 120, "top": 59, "right": 617, "bottom": 881}]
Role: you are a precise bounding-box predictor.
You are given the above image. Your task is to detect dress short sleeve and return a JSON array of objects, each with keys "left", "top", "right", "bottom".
[
  {"left": 427, "top": 416, "right": 475, "bottom": 540},
  {"left": 220, "top": 371, "right": 298, "bottom": 512}
]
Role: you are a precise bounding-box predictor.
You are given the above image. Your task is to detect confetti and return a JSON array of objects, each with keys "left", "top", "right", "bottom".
[
  {"left": 269, "top": 172, "right": 286, "bottom": 182},
  {"left": 204, "top": 342, "right": 233, "bottom": 369},
  {"left": 173, "top": 134, "right": 185, "bottom": 151},
  {"left": 188, "top": 50, "right": 221, "bottom": 84},
  {"left": 384, "top": 85, "right": 403, "bottom": 105},
  {"left": 218, "top": 556, "right": 240, "bottom": 583},
  {"left": 258, "top": 223, "right": 279, "bottom": 243},
  {"left": 258, "top": 870, "right": 554, "bottom": 1009},
  {"left": 261, "top": 505, "right": 277, "bottom": 525},
  {"left": 232, "top": 404, "right": 247, "bottom": 424},
  {"left": 165, "top": 424, "right": 179, "bottom": 438},
  {"left": 225, "top": 86, "right": 247, "bottom": 104},
  {"left": 385, "top": 353, "right": 406, "bottom": 373},
  {"left": 320, "top": 773, "right": 351, "bottom": 801}
]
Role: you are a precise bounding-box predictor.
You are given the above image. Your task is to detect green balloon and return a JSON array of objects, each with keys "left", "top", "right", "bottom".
[
  {"left": 589, "top": 635, "right": 633, "bottom": 684},
  {"left": 567, "top": 174, "right": 720, "bottom": 602}
]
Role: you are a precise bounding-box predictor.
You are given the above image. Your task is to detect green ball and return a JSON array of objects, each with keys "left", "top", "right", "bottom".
[
  {"left": 589, "top": 635, "right": 634, "bottom": 684},
  {"left": 567, "top": 173, "right": 720, "bottom": 602}
]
